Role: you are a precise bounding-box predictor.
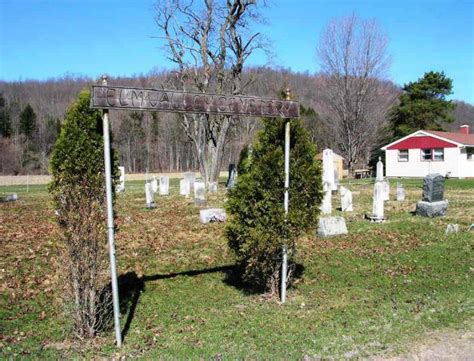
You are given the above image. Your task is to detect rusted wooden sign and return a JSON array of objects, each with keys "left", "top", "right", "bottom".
[{"left": 90, "top": 85, "right": 299, "bottom": 118}]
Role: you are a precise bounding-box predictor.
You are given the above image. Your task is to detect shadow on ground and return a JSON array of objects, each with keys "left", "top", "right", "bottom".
[{"left": 113, "top": 262, "right": 304, "bottom": 341}]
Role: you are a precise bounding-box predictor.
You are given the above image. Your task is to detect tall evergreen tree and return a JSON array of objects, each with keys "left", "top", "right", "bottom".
[
  {"left": 389, "top": 71, "right": 455, "bottom": 137},
  {"left": 226, "top": 117, "right": 323, "bottom": 295},
  {"left": 0, "top": 93, "right": 12, "bottom": 138},
  {"left": 19, "top": 103, "right": 37, "bottom": 139},
  {"left": 49, "top": 90, "right": 118, "bottom": 338}
]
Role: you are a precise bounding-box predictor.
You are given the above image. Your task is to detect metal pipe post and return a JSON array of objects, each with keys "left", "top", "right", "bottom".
[
  {"left": 101, "top": 75, "right": 122, "bottom": 347},
  {"left": 281, "top": 88, "right": 291, "bottom": 304}
]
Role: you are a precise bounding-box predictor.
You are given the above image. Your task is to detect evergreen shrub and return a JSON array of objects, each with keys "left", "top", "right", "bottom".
[{"left": 226, "top": 117, "right": 323, "bottom": 294}]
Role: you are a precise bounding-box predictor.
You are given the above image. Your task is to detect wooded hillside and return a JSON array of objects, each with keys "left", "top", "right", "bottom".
[{"left": 1, "top": 67, "right": 472, "bottom": 175}]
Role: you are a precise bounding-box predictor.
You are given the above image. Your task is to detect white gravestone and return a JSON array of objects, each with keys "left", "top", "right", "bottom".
[
  {"left": 179, "top": 179, "right": 190, "bottom": 196},
  {"left": 396, "top": 182, "right": 405, "bottom": 201},
  {"left": 117, "top": 166, "right": 125, "bottom": 192},
  {"left": 371, "top": 181, "right": 384, "bottom": 221},
  {"left": 199, "top": 208, "right": 227, "bottom": 224},
  {"left": 445, "top": 224, "right": 459, "bottom": 235},
  {"left": 322, "top": 148, "right": 337, "bottom": 191},
  {"left": 209, "top": 182, "right": 218, "bottom": 193},
  {"left": 4, "top": 193, "right": 18, "bottom": 202},
  {"left": 340, "top": 186, "right": 353, "bottom": 212},
  {"left": 320, "top": 182, "right": 332, "bottom": 215},
  {"left": 184, "top": 172, "right": 195, "bottom": 191},
  {"left": 145, "top": 183, "right": 156, "bottom": 209},
  {"left": 382, "top": 180, "right": 390, "bottom": 201},
  {"left": 317, "top": 216, "right": 348, "bottom": 237},
  {"left": 159, "top": 176, "right": 169, "bottom": 196},
  {"left": 376, "top": 157, "right": 384, "bottom": 182},
  {"left": 150, "top": 177, "right": 158, "bottom": 194},
  {"left": 194, "top": 181, "right": 206, "bottom": 205}
]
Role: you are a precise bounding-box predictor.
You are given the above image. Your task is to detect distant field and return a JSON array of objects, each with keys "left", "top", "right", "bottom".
[
  {"left": 1, "top": 178, "right": 473, "bottom": 358},
  {"left": 0, "top": 171, "right": 229, "bottom": 186}
]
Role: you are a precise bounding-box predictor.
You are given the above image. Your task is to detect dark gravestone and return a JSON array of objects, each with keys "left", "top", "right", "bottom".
[
  {"left": 422, "top": 174, "right": 445, "bottom": 202},
  {"left": 226, "top": 164, "right": 236, "bottom": 189}
]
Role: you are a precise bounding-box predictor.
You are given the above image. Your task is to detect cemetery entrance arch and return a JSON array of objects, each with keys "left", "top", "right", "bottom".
[{"left": 90, "top": 76, "right": 300, "bottom": 346}]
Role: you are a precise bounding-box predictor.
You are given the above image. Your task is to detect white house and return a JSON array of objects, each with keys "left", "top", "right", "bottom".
[{"left": 381, "top": 125, "right": 474, "bottom": 179}]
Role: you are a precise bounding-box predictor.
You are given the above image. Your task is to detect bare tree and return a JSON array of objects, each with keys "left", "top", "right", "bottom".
[
  {"left": 317, "top": 14, "right": 392, "bottom": 173},
  {"left": 154, "top": 0, "right": 266, "bottom": 184}
]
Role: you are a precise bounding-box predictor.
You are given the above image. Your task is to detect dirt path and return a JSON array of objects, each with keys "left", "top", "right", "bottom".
[{"left": 373, "top": 330, "right": 473, "bottom": 360}]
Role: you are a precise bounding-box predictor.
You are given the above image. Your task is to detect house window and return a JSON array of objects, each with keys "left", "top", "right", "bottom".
[
  {"left": 433, "top": 148, "right": 444, "bottom": 161},
  {"left": 421, "top": 148, "right": 445, "bottom": 161},
  {"left": 421, "top": 148, "right": 433, "bottom": 161},
  {"left": 398, "top": 149, "right": 409, "bottom": 162},
  {"left": 467, "top": 148, "right": 474, "bottom": 160}
]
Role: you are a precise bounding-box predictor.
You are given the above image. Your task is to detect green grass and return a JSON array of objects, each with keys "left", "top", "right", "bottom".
[{"left": 1, "top": 178, "right": 473, "bottom": 358}]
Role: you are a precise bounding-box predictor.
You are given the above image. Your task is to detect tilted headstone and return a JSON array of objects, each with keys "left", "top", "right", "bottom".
[
  {"left": 322, "top": 148, "right": 337, "bottom": 191},
  {"left": 194, "top": 181, "right": 206, "bottom": 205},
  {"left": 209, "top": 181, "right": 218, "bottom": 193},
  {"left": 179, "top": 179, "right": 190, "bottom": 196},
  {"left": 159, "top": 176, "right": 169, "bottom": 196},
  {"left": 382, "top": 180, "right": 390, "bottom": 201},
  {"left": 184, "top": 172, "right": 195, "bottom": 191},
  {"left": 117, "top": 166, "right": 125, "bottom": 192},
  {"left": 416, "top": 173, "right": 448, "bottom": 217},
  {"left": 422, "top": 173, "right": 445, "bottom": 202},
  {"left": 317, "top": 216, "right": 348, "bottom": 237},
  {"left": 320, "top": 181, "right": 332, "bottom": 215},
  {"left": 376, "top": 157, "right": 384, "bottom": 182},
  {"left": 150, "top": 177, "right": 158, "bottom": 194},
  {"left": 340, "top": 186, "right": 353, "bottom": 212},
  {"left": 371, "top": 181, "right": 384, "bottom": 221},
  {"left": 145, "top": 183, "right": 156, "bottom": 209},
  {"left": 226, "top": 164, "right": 237, "bottom": 189},
  {"left": 396, "top": 182, "right": 405, "bottom": 201},
  {"left": 199, "top": 208, "right": 227, "bottom": 224}
]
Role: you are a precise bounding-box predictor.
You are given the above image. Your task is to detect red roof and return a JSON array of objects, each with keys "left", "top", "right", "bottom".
[
  {"left": 424, "top": 130, "right": 474, "bottom": 146},
  {"left": 386, "top": 135, "right": 457, "bottom": 150}
]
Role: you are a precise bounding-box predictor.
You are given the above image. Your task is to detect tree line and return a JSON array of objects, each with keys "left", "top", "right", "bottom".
[{"left": 1, "top": 9, "right": 473, "bottom": 177}]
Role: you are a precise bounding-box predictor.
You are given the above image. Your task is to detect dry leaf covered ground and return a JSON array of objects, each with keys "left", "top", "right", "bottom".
[{"left": 1, "top": 177, "right": 473, "bottom": 358}]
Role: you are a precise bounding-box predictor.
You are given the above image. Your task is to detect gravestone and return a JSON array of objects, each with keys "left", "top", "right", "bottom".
[
  {"left": 199, "top": 208, "right": 227, "bottom": 224},
  {"left": 179, "top": 179, "right": 190, "bottom": 196},
  {"left": 382, "top": 180, "right": 390, "bottom": 201},
  {"left": 209, "top": 182, "right": 218, "bottom": 193},
  {"left": 334, "top": 169, "right": 340, "bottom": 189},
  {"left": 371, "top": 181, "right": 384, "bottom": 222},
  {"left": 159, "top": 176, "right": 169, "bottom": 196},
  {"left": 322, "top": 148, "right": 337, "bottom": 191},
  {"left": 340, "top": 186, "right": 353, "bottom": 212},
  {"left": 422, "top": 173, "right": 445, "bottom": 202},
  {"left": 445, "top": 224, "right": 459, "bottom": 235},
  {"left": 117, "top": 166, "right": 125, "bottom": 192},
  {"left": 416, "top": 173, "right": 448, "bottom": 217},
  {"left": 317, "top": 216, "right": 348, "bottom": 237},
  {"left": 150, "top": 177, "right": 158, "bottom": 194},
  {"left": 396, "top": 182, "right": 405, "bottom": 201},
  {"left": 320, "top": 182, "right": 332, "bottom": 214},
  {"left": 376, "top": 157, "right": 384, "bottom": 182},
  {"left": 3, "top": 193, "right": 18, "bottom": 202},
  {"left": 226, "top": 164, "right": 237, "bottom": 189},
  {"left": 194, "top": 181, "right": 206, "bottom": 206},
  {"left": 184, "top": 172, "right": 195, "bottom": 191},
  {"left": 145, "top": 183, "right": 156, "bottom": 209}
]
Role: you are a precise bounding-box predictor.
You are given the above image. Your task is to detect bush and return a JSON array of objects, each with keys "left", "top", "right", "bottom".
[
  {"left": 226, "top": 117, "right": 323, "bottom": 294},
  {"left": 49, "top": 90, "right": 118, "bottom": 338}
]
